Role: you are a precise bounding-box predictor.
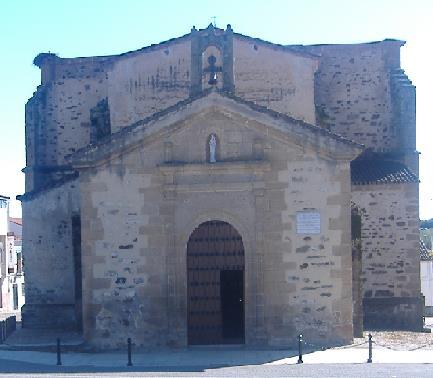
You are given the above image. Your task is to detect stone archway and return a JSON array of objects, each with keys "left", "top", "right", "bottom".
[{"left": 187, "top": 220, "right": 245, "bottom": 345}]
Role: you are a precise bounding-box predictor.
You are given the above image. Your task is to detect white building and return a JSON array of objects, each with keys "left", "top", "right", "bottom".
[
  {"left": 0, "top": 195, "right": 25, "bottom": 315},
  {"left": 420, "top": 240, "right": 433, "bottom": 316}
]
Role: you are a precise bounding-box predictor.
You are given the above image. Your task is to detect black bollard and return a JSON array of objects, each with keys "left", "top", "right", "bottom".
[
  {"left": 297, "top": 334, "right": 303, "bottom": 364},
  {"left": 127, "top": 337, "right": 133, "bottom": 366},
  {"left": 56, "top": 338, "right": 62, "bottom": 366},
  {"left": 367, "top": 333, "right": 372, "bottom": 363}
]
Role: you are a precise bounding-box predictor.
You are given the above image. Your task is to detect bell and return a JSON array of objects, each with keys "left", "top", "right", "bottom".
[{"left": 208, "top": 72, "right": 217, "bottom": 85}]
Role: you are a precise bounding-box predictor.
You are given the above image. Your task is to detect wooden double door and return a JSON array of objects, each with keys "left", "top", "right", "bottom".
[{"left": 187, "top": 221, "right": 245, "bottom": 345}]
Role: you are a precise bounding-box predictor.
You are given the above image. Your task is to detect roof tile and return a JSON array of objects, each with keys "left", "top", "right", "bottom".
[
  {"left": 351, "top": 159, "right": 418, "bottom": 185},
  {"left": 420, "top": 240, "right": 433, "bottom": 261}
]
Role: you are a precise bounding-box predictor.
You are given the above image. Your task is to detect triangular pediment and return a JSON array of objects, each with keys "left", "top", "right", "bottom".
[{"left": 69, "top": 90, "right": 362, "bottom": 168}]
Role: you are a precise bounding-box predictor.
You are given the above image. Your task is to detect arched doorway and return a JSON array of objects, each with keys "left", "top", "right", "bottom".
[{"left": 187, "top": 220, "right": 245, "bottom": 345}]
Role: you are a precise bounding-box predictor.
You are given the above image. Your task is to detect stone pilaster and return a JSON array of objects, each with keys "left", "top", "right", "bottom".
[{"left": 251, "top": 187, "right": 267, "bottom": 344}]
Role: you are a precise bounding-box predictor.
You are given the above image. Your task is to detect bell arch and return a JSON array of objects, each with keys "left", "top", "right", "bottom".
[
  {"left": 202, "top": 46, "right": 223, "bottom": 90},
  {"left": 190, "top": 24, "right": 234, "bottom": 95}
]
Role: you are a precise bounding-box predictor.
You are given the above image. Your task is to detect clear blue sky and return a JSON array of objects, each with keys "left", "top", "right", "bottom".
[{"left": 0, "top": 0, "right": 432, "bottom": 218}]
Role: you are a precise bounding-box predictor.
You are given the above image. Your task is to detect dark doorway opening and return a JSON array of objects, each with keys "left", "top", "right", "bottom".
[
  {"left": 351, "top": 207, "right": 363, "bottom": 338},
  {"left": 72, "top": 214, "right": 82, "bottom": 332},
  {"left": 187, "top": 220, "right": 245, "bottom": 345},
  {"left": 220, "top": 270, "right": 244, "bottom": 343},
  {"left": 13, "top": 284, "right": 18, "bottom": 310}
]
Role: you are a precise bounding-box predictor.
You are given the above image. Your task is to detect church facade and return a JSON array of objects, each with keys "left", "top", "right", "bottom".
[{"left": 20, "top": 25, "right": 421, "bottom": 349}]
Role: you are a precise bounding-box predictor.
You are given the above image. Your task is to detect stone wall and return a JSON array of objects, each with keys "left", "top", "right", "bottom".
[
  {"left": 107, "top": 39, "right": 191, "bottom": 130},
  {"left": 307, "top": 40, "right": 403, "bottom": 151},
  {"left": 79, "top": 164, "right": 156, "bottom": 347},
  {"left": 25, "top": 36, "right": 411, "bottom": 184},
  {"left": 22, "top": 28, "right": 420, "bottom": 346},
  {"left": 21, "top": 179, "right": 80, "bottom": 329},
  {"left": 273, "top": 152, "right": 353, "bottom": 345},
  {"left": 27, "top": 56, "right": 110, "bottom": 172},
  {"left": 234, "top": 36, "right": 317, "bottom": 125},
  {"left": 77, "top": 104, "right": 354, "bottom": 348},
  {"left": 25, "top": 36, "right": 315, "bottom": 178},
  {"left": 25, "top": 30, "right": 321, "bottom": 192},
  {"left": 352, "top": 182, "right": 422, "bottom": 330}
]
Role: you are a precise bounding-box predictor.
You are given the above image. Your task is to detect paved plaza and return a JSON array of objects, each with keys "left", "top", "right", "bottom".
[{"left": 1, "top": 319, "right": 433, "bottom": 376}]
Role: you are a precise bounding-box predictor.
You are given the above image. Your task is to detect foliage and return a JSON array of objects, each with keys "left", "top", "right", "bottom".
[{"left": 420, "top": 218, "right": 433, "bottom": 229}]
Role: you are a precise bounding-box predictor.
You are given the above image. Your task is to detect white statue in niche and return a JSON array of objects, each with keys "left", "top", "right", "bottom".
[{"left": 209, "top": 134, "right": 217, "bottom": 163}]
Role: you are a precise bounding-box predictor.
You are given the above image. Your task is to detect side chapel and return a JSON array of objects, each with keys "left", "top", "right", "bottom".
[{"left": 19, "top": 24, "right": 421, "bottom": 348}]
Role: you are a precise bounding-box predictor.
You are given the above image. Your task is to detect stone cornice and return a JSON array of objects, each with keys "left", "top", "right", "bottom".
[{"left": 159, "top": 160, "right": 271, "bottom": 175}]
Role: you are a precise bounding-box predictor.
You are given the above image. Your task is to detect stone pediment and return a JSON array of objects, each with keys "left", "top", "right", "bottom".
[{"left": 69, "top": 89, "right": 363, "bottom": 168}]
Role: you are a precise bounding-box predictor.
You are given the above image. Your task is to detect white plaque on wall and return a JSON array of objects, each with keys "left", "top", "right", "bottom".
[{"left": 296, "top": 211, "right": 321, "bottom": 234}]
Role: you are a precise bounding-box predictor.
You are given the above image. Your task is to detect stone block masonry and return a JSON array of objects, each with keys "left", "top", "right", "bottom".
[
  {"left": 352, "top": 182, "right": 422, "bottom": 330},
  {"left": 19, "top": 25, "right": 420, "bottom": 348}
]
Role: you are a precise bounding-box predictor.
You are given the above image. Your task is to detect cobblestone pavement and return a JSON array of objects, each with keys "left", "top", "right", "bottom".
[
  {"left": 352, "top": 317, "right": 433, "bottom": 351},
  {"left": 365, "top": 330, "right": 433, "bottom": 351}
]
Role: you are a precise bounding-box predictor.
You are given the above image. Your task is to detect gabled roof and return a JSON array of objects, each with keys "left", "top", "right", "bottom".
[
  {"left": 9, "top": 218, "right": 22, "bottom": 226},
  {"left": 17, "top": 172, "right": 78, "bottom": 202},
  {"left": 351, "top": 159, "right": 419, "bottom": 185},
  {"left": 34, "top": 24, "right": 317, "bottom": 65},
  {"left": 232, "top": 32, "right": 318, "bottom": 59},
  {"left": 299, "top": 38, "right": 405, "bottom": 49},
  {"left": 69, "top": 89, "right": 362, "bottom": 168},
  {"left": 420, "top": 240, "right": 433, "bottom": 261},
  {"left": 33, "top": 24, "right": 404, "bottom": 70}
]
